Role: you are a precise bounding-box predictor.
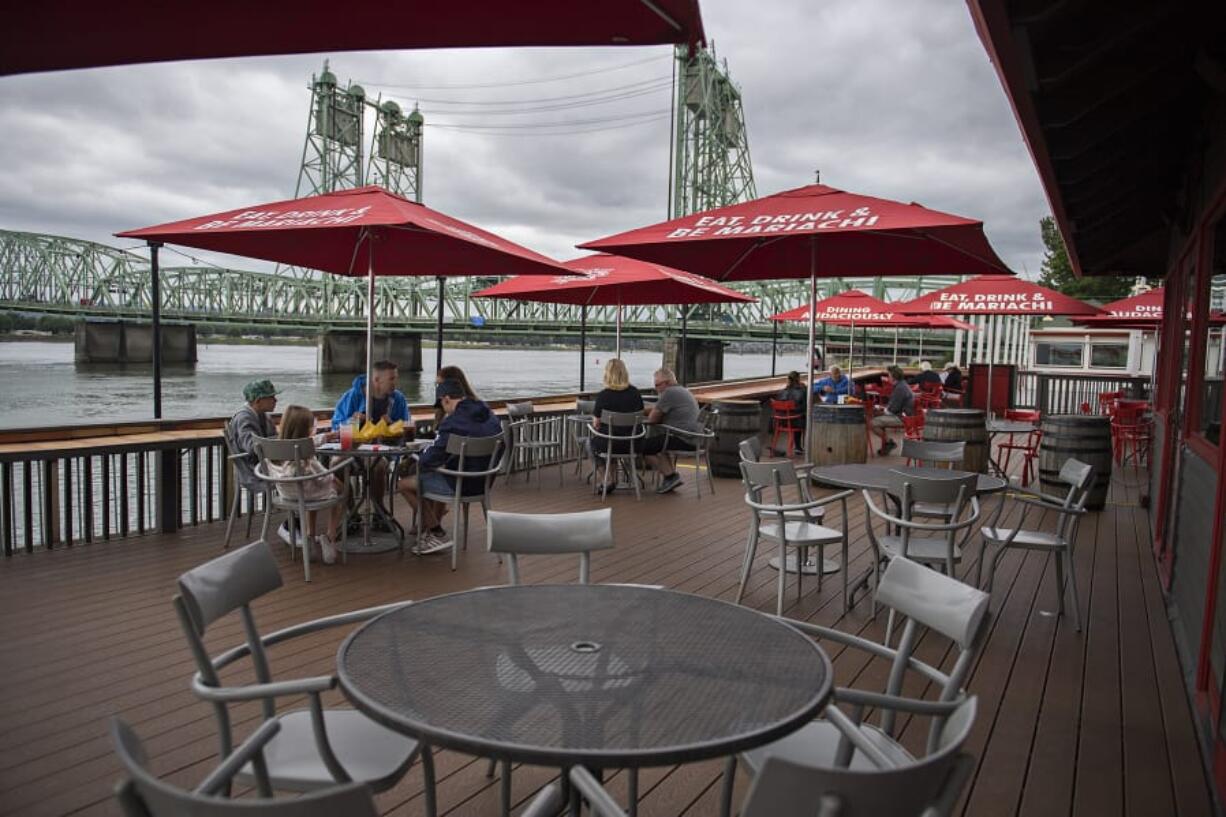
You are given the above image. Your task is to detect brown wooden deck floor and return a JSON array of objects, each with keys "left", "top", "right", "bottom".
[{"left": 0, "top": 455, "right": 1213, "bottom": 816}]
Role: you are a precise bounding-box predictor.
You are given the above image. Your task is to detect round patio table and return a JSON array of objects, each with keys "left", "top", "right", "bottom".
[
  {"left": 810, "top": 463, "right": 1008, "bottom": 494},
  {"left": 336, "top": 584, "right": 832, "bottom": 768},
  {"left": 320, "top": 440, "right": 429, "bottom": 554}
]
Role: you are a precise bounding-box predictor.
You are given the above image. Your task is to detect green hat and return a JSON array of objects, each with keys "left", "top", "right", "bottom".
[{"left": 243, "top": 379, "right": 279, "bottom": 402}]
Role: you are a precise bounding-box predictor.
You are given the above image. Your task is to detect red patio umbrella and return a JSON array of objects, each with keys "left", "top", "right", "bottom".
[
  {"left": 474, "top": 253, "right": 754, "bottom": 387},
  {"left": 897, "top": 275, "right": 1102, "bottom": 412},
  {"left": 580, "top": 183, "right": 1012, "bottom": 455},
  {"left": 769, "top": 290, "right": 975, "bottom": 373},
  {"left": 118, "top": 185, "right": 568, "bottom": 417},
  {"left": 3, "top": 0, "right": 706, "bottom": 75},
  {"left": 1074, "top": 288, "right": 1166, "bottom": 328}
]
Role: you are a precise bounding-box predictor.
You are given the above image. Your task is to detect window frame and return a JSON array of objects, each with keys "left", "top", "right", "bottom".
[{"left": 1033, "top": 339, "right": 1085, "bottom": 369}]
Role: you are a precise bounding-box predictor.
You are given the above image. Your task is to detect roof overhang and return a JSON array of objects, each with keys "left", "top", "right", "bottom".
[{"left": 966, "top": 1, "right": 1225, "bottom": 278}]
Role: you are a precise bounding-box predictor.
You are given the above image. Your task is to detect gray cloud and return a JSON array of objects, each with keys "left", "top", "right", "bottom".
[{"left": 0, "top": 0, "right": 1049, "bottom": 278}]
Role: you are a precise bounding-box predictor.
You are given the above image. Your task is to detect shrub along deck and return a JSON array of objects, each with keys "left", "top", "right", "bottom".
[{"left": 0, "top": 456, "right": 1211, "bottom": 816}]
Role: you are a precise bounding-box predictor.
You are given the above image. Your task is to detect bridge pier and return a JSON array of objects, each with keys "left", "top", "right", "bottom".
[
  {"left": 663, "top": 337, "right": 724, "bottom": 384},
  {"left": 74, "top": 319, "right": 196, "bottom": 364},
  {"left": 317, "top": 330, "right": 423, "bottom": 374}
]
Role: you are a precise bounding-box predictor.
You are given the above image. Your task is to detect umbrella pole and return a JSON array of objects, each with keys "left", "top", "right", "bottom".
[
  {"left": 679, "top": 306, "right": 688, "bottom": 386},
  {"left": 365, "top": 248, "right": 375, "bottom": 422},
  {"left": 149, "top": 241, "right": 162, "bottom": 419},
  {"left": 806, "top": 245, "right": 817, "bottom": 456},
  {"left": 848, "top": 321, "right": 855, "bottom": 380},
  {"left": 771, "top": 320, "right": 778, "bottom": 377},
  {"left": 862, "top": 326, "right": 868, "bottom": 369},
  {"left": 918, "top": 332, "right": 924, "bottom": 362},
  {"left": 579, "top": 305, "right": 587, "bottom": 392},
  {"left": 893, "top": 328, "right": 899, "bottom": 365},
  {"left": 435, "top": 276, "right": 444, "bottom": 372},
  {"left": 616, "top": 301, "right": 623, "bottom": 359},
  {"left": 985, "top": 316, "right": 995, "bottom": 417}
]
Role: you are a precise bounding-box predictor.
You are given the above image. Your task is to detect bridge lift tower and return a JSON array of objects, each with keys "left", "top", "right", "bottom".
[{"left": 295, "top": 61, "right": 424, "bottom": 202}]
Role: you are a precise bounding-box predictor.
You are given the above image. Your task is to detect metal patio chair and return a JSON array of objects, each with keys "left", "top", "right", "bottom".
[
  {"left": 567, "top": 698, "right": 976, "bottom": 817},
  {"left": 506, "top": 401, "right": 564, "bottom": 486},
  {"left": 221, "top": 418, "right": 275, "bottom": 550},
  {"left": 589, "top": 409, "right": 647, "bottom": 500},
  {"left": 738, "top": 459, "right": 852, "bottom": 615},
  {"left": 899, "top": 439, "right": 966, "bottom": 521},
  {"left": 569, "top": 399, "right": 598, "bottom": 482},
  {"left": 172, "top": 541, "right": 434, "bottom": 813},
  {"left": 722, "top": 556, "right": 989, "bottom": 817},
  {"left": 110, "top": 718, "right": 380, "bottom": 817},
  {"left": 863, "top": 469, "right": 980, "bottom": 581},
  {"left": 978, "top": 458, "right": 1094, "bottom": 631},
  {"left": 252, "top": 436, "right": 353, "bottom": 583},
  {"left": 418, "top": 431, "right": 508, "bottom": 570}
]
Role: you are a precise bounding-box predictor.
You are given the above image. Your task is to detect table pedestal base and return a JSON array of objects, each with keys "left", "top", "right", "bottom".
[
  {"left": 338, "top": 535, "right": 401, "bottom": 555},
  {"left": 769, "top": 555, "right": 841, "bottom": 576}
]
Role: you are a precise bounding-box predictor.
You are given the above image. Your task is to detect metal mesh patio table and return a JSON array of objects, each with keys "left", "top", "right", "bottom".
[{"left": 337, "top": 584, "right": 832, "bottom": 768}]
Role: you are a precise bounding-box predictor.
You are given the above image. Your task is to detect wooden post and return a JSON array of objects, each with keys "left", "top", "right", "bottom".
[{"left": 156, "top": 449, "right": 180, "bottom": 534}]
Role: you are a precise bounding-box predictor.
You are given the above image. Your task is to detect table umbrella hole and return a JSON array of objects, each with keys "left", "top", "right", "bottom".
[{"left": 570, "top": 641, "right": 602, "bottom": 654}]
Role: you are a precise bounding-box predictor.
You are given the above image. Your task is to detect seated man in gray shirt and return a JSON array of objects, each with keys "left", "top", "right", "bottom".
[
  {"left": 642, "top": 367, "right": 703, "bottom": 494},
  {"left": 870, "top": 365, "right": 915, "bottom": 455}
]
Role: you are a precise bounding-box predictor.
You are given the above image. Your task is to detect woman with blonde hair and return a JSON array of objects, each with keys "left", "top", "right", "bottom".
[
  {"left": 267, "top": 405, "right": 345, "bottom": 564},
  {"left": 590, "top": 358, "right": 644, "bottom": 492}
]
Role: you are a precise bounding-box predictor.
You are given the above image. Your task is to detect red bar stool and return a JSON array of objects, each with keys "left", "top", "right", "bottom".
[{"left": 768, "top": 398, "right": 804, "bottom": 457}]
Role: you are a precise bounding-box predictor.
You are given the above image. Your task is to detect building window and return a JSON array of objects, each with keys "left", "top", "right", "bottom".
[
  {"left": 1035, "top": 341, "right": 1083, "bottom": 367},
  {"left": 1089, "top": 343, "right": 1129, "bottom": 369}
]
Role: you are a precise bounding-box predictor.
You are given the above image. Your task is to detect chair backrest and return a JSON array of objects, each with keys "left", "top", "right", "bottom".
[
  {"left": 596, "top": 411, "right": 645, "bottom": 451},
  {"left": 174, "top": 541, "right": 284, "bottom": 734},
  {"left": 222, "top": 419, "right": 263, "bottom": 491},
  {"left": 1003, "top": 409, "right": 1040, "bottom": 423},
  {"left": 872, "top": 556, "right": 989, "bottom": 745},
  {"left": 252, "top": 436, "right": 317, "bottom": 474},
  {"left": 920, "top": 381, "right": 943, "bottom": 395},
  {"left": 577, "top": 399, "right": 596, "bottom": 415},
  {"left": 770, "top": 399, "right": 799, "bottom": 418},
  {"left": 740, "top": 459, "right": 804, "bottom": 513},
  {"left": 111, "top": 719, "right": 378, "bottom": 817},
  {"left": 1056, "top": 458, "right": 1095, "bottom": 506},
  {"left": 884, "top": 468, "right": 977, "bottom": 513},
  {"left": 600, "top": 409, "right": 644, "bottom": 431},
  {"left": 441, "top": 432, "right": 507, "bottom": 495},
  {"left": 507, "top": 401, "right": 534, "bottom": 418},
  {"left": 740, "top": 698, "right": 977, "bottom": 817},
  {"left": 487, "top": 508, "right": 614, "bottom": 584},
  {"left": 900, "top": 439, "right": 963, "bottom": 469},
  {"left": 739, "top": 436, "right": 764, "bottom": 463}
]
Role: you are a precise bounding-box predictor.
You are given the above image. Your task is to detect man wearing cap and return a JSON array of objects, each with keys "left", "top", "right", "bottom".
[
  {"left": 398, "top": 379, "right": 502, "bottom": 555},
  {"left": 231, "top": 380, "right": 278, "bottom": 462}
]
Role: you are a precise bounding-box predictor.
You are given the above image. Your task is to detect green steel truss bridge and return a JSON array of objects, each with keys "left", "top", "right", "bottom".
[{"left": 0, "top": 229, "right": 963, "bottom": 344}]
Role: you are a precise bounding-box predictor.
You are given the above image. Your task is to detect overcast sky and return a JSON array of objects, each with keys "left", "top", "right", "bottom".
[{"left": 0, "top": 0, "right": 1050, "bottom": 278}]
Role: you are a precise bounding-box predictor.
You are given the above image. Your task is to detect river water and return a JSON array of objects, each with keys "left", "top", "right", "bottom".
[{"left": 0, "top": 340, "right": 810, "bottom": 429}]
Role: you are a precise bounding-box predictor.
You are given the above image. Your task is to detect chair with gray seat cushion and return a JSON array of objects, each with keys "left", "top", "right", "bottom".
[
  {"left": 111, "top": 718, "right": 380, "bottom": 817},
  {"left": 252, "top": 436, "right": 353, "bottom": 582},
  {"left": 221, "top": 419, "right": 275, "bottom": 550},
  {"left": 172, "top": 541, "right": 435, "bottom": 815},
  {"left": 739, "top": 460, "right": 853, "bottom": 615},
  {"left": 862, "top": 469, "right": 980, "bottom": 585},
  {"left": 721, "top": 556, "right": 989, "bottom": 817},
  {"left": 559, "top": 696, "right": 977, "bottom": 817},
  {"left": 419, "top": 431, "right": 508, "bottom": 570},
  {"left": 978, "top": 458, "right": 1094, "bottom": 631}
]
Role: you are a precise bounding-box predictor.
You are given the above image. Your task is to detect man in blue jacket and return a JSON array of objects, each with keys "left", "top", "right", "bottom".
[
  {"left": 399, "top": 379, "right": 503, "bottom": 555},
  {"left": 331, "top": 360, "right": 409, "bottom": 512},
  {"left": 330, "top": 360, "right": 409, "bottom": 430},
  {"left": 812, "top": 365, "right": 853, "bottom": 405}
]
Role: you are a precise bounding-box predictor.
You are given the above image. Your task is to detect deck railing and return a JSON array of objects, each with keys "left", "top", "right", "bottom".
[{"left": 1013, "top": 371, "right": 1151, "bottom": 414}]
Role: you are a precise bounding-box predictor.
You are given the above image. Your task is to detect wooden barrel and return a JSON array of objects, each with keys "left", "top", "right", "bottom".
[
  {"left": 811, "top": 404, "right": 867, "bottom": 466},
  {"left": 923, "top": 409, "right": 988, "bottom": 473},
  {"left": 709, "top": 399, "right": 766, "bottom": 477},
  {"left": 1039, "top": 415, "right": 1112, "bottom": 510}
]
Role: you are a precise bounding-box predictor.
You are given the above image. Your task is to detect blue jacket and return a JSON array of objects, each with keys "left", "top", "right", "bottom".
[
  {"left": 330, "top": 375, "right": 410, "bottom": 430},
  {"left": 420, "top": 398, "right": 504, "bottom": 494},
  {"left": 812, "top": 375, "right": 853, "bottom": 404}
]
